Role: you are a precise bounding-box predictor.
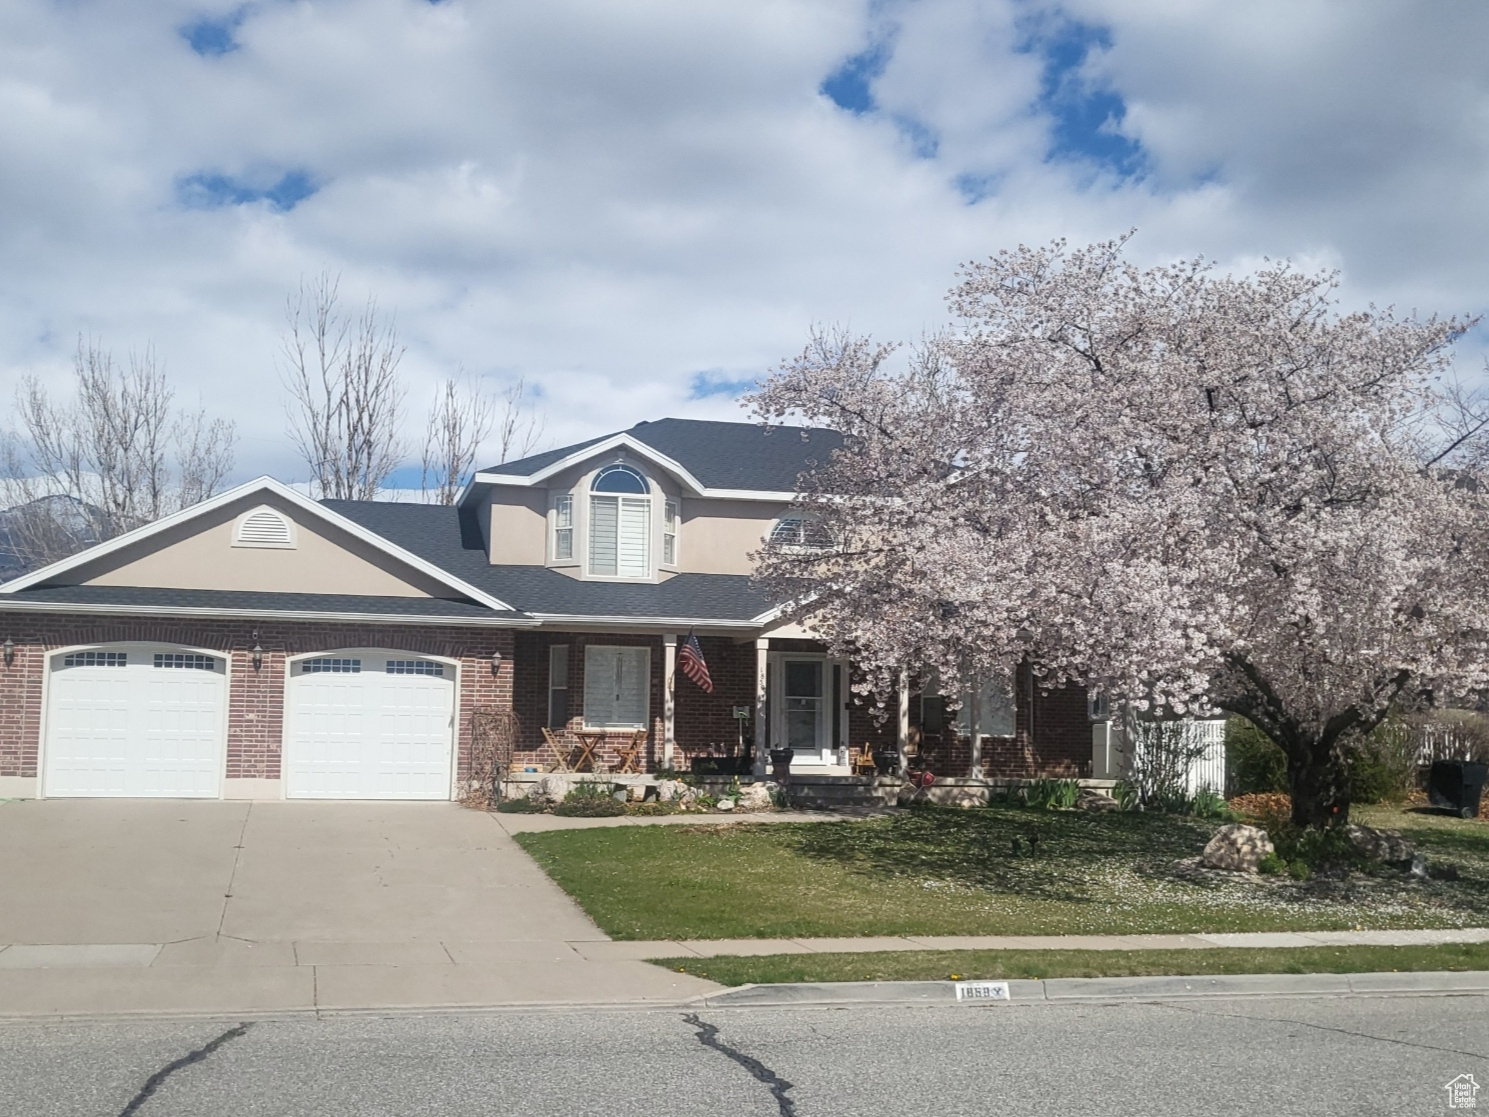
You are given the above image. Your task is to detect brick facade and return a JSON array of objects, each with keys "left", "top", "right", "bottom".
[{"left": 0, "top": 612, "right": 514, "bottom": 787}]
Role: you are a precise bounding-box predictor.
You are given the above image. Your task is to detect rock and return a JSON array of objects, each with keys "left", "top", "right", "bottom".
[
  {"left": 1078, "top": 788, "right": 1120, "bottom": 813},
  {"left": 535, "top": 774, "right": 572, "bottom": 805},
  {"left": 1346, "top": 824, "right": 1414, "bottom": 865},
  {"left": 656, "top": 779, "right": 682, "bottom": 802},
  {"left": 716, "top": 799, "right": 735, "bottom": 811},
  {"left": 677, "top": 785, "right": 699, "bottom": 806},
  {"left": 1201, "top": 823, "right": 1275, "bottom": 873},
  {"left": 736, "top": 783, "right": 776, "bottom": 812}
]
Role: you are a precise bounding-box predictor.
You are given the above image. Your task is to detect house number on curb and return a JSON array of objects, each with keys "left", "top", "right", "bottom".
[{"left": 954, "top": 981, "right": 1010, "bottom": 1002}]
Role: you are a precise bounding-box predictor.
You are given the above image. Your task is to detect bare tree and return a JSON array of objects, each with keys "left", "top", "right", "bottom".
[
  {"left": 492, "top": 377, "right": 545, "bottom": 465},
  {"left": 421, "top": 375, "right": 495, "bottom": 505},
  {"left": 281, "top": 274, "right": 406, "bottom": 500},
  {"left": 2, "top": 340, "right": 236, "bottom": 568}
]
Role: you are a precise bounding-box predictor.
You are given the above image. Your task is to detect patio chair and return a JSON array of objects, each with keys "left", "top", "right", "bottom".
[
  {"left": 612, "top": 729, "right": 646, "bottom": 775},
  {"left": 851, "top": 746, "right": 877, "bottom": 777},
  {"left": 540, "top": 726, "right": 572, "bottom": 772}
]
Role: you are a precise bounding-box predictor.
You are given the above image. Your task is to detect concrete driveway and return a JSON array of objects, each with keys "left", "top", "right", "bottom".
[{"left": 0, "top": 799, "right": 714, "bottom": 1016}]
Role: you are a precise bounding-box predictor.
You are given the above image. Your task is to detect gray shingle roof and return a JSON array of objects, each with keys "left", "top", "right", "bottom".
[
  {"left": 0, "top": 584, "right": 519, "bottom": 621},
  {"left": 485, "top": 418, "right": 843, "bottom": 493},
  {"left": 322, "top": 500, "right": 775, "bottom": 623}
]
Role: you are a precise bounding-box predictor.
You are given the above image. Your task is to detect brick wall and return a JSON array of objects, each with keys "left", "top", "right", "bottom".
[{"left": 0, "top": 613, "right": 514, "bottom": 786}]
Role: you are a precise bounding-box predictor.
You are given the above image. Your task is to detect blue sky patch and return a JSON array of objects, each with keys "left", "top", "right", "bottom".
[
  {"left": 689, "top": 371, "right": 757, "bottom": 400},
  {"left": 180, "top": 9, "right": 248, "bottom": 57},
  {"left": 1020, "top": 15, "right": 1146, "bottom": 179},
  {"left": 177, "top": 170, "right": 318, "bottom": 212},
  {"left": 820, "top": 35, "right": 894, "bottom": 115}
]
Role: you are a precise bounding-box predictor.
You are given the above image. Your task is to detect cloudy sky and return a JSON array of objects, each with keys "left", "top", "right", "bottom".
[{"left": 4, "top": 0, "right": 1489, "bottom": 486}]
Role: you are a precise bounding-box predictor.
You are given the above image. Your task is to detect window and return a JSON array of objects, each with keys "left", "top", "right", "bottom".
[
  {"left": 547, "top": 645, "right": 569, "bottom": 728},
  {"left": 302, "top": 658, "right": 361, "bottom": 674},
  {"left": 769, "top": 515, "right": 834, "bottom": 548},
  {"left": 663, "top": 500, "right": 677, "bottom": 565},
  {"left": 589, "top": 495, "right": 651, "bottom": 577},
  {"left": 232, "top": 506, "right": 295, "bottom": 548},
  {"left": 386, "top": 660, "right": 444, "bottom": 676},
  {"left": 63, "top": 650, "right": 126, "bottom": 667},
  {"left": 591, "top": 464, "right": 648, "bottom": 493},
  {"left": 553, "top": 495, "right": 574, "bottom": 561},
  {"left": 583, "top": 645, "right": 649, "bottom": 729},
  {"left": 954, "top": 675, "right": 1016, "bottom": 737},
  {"left": 154, "top": 653, "right": 217, "bottom": 670}
]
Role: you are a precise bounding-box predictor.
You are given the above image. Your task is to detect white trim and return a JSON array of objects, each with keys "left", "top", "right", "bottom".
[
  {"left": 526, "top": 612, "right": 763, "bottom": 631},
  {"left": 470, "top": 433, "right": 798, "bottom": 502},
  {"left": 0, "top": 476, "right": 519, "bottom": 613},
  {"left": 0, "top": 599, "right": 537, "bottom": 627}
]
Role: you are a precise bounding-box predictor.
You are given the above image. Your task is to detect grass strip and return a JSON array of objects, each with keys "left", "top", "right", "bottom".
[{"left": 648, "top": 942, "right": 1489, "bottom": 986}]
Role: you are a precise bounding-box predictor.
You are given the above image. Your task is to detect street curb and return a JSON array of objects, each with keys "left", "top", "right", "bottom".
[{"left": 697, "top": 969, "right": 1489, "bottom": 1007}]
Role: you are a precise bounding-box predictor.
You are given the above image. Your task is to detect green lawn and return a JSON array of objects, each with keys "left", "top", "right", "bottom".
[
  {"left": 648, "top": 942, "right": 1489, "bottom": 986},
  {"left": 513, "top": 802, "right": 1489, "bottom": 940}
]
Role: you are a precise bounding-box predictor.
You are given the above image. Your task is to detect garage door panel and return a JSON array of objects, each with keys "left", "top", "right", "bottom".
[
  {"left": 286, "top": 653, "right": 454, "bottom": 800},
  {"left": 44, "top": 648, "right": 225, "bottom": 798}
]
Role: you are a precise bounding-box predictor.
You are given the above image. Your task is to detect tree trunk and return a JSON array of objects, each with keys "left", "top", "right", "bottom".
[{"left": 1287, "top": 739, "right": 1351, "bottom": 828}]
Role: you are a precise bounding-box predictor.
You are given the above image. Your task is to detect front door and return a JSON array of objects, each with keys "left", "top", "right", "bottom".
[{"left": 780, "top": 657, "right": 828, "bottom": 764}]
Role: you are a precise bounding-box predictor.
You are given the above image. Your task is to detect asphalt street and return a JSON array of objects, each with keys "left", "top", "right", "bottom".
[{"left": 0, "top": 994, "right": 1484, "bottom": 1117}]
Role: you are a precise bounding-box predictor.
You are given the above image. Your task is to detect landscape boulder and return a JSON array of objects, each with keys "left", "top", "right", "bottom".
[
  {"left": 1201, "top": 823, "right": 1275, "bottom": 873},
  {"left": 736, "top": 783, "right": 777, "bottom": 812},
  {"left": 656, "top": 779, "right": 683, "bottom": 802},
  {"left": 1346, "top": 824, "right": 1414, "bottom": 866},
  {"left": 1078, "top": 788, "right": 1120, "bottom": 813},
  {"left": 534, "top": 774, "right": 572, "bottom": 806}
]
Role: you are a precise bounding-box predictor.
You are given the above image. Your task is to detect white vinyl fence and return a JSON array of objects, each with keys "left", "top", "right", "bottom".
[{"left": 1180, "top": 719, "right": 1227, "bottom": 796}]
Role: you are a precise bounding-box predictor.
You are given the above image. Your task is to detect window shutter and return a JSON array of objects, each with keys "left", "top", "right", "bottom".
[
  {"left": 589, "top": 496, "right": 618, "bottom": 575},
  {"left": 618, "top": 498, "right": 650, "bottom": 578}
]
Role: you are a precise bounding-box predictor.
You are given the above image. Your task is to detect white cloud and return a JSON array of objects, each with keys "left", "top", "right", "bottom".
[{"left": 2, "top": 0, "right": 1488, "bottom": 486}]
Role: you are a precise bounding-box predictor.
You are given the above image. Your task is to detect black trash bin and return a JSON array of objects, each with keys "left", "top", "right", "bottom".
[{"left": 1428, "top": 760, "right": 1488, "bottom": 819}]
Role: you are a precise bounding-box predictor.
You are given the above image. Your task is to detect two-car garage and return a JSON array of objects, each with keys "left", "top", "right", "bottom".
[{"left": 41, "top": 644, "right": 457, "bottom": 800}]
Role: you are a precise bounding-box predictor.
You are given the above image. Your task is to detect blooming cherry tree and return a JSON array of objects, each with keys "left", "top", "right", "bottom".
[{"left": 751, "top": 236, "right": 1489, "bottom": 827}]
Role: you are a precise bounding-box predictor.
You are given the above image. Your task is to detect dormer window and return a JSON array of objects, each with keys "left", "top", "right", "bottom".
[
  {"left": 769, "top": 514, "right": 834, "bottom": 549},
  {"left": 589, "top": 465, "right": 651, "bottom": 578},
  {"left": 232, "top": 506, "right": 296, "bottom": 549}
]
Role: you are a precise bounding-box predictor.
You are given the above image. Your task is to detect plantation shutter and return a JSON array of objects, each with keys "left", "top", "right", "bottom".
[
  {"left": 618, "top": 497, "right": 650, "bottom": 578},
  {"left": 589, "top": 496, "right": 619, "bottom": 575},
  {"left": 583, "top": 646, "right": 650, "bottom": 729}
]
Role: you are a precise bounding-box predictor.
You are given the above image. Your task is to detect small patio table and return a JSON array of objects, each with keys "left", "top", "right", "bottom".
[{"left": 571, "top": 730, "right": 608, "bottom": 773}]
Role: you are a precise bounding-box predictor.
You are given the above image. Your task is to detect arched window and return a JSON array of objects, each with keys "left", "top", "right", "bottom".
[
  {"left": 589, "top": 465, "right": 652, "bottom": 577},
  {"left": 769, "top": 514, "right": 834, "bottom": 549},
  {"left": 591, "top": 465, "right": 649, "bottom": 494}
]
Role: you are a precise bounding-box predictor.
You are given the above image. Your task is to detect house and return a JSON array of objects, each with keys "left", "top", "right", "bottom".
[{"left": 0, "top": 418, "right": 1090, "bottom": 801}]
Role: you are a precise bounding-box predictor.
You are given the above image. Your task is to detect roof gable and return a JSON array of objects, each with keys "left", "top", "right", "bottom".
[
  {"left": 0, "top": 477, "right": 517, "bottom": 612},
  {"left": 470, "top": 418, "right": 842, "bottom": 500}
]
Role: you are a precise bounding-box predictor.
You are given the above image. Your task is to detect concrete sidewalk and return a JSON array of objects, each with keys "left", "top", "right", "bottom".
[{"left": 591, "top": 926, "right": 1489, "bottom": 960}]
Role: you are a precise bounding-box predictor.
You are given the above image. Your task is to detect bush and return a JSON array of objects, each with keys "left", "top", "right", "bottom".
[
  {"left": 1188, "top": 788, "right": 1231, "bottom": 820},
  {"left": 1023, "top": 778, "right": 1081, "bottom": 810},
  {"left": 495, "top": 796, "right": 544, "bottom": 814},
  {"left": 1112, "top": 780, "right": 1139, "bottom": 811},
  {"left": 1228, "top": 792, "right": 1292, "bottom": 832},
  {"left": 1257, "top": 851, "right": 1286, "bottom": 875},
  {"left": 1226, "top": 717, "right": 1288, "bottom": 795},
  {"left": 1348, "top": 720, "right": 1417, "bottom": 804},
  {"left": 554, "top": 782, "right": 628, "bottom": 817}
]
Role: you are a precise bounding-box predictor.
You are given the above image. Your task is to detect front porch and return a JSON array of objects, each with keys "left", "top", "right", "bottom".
[{"left": 509, "top": 631, "right": 1094, "bottom": 782}]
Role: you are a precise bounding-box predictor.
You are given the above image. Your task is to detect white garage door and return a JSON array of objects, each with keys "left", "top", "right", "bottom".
[
  {"left": 44, "top": 645, "right": 226, "bottom": 798},
  {"left": 284, "top": 652, "right": 456, "bottom": 800}
]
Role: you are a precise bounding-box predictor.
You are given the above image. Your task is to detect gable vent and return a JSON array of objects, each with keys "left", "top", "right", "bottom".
[{"left": 233, "top": 506, "right": 296, "bottom": 549}]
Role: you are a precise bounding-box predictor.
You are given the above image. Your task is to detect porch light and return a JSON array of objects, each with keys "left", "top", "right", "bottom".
[
  {"left": 2, "top": 637, "right": 12, "bottom": 667},
  {"left": 490, "top": 649, "right": 503, "bottom": 675},
  {"left": 251, "top": 632, "right": 263, "bottom": 672}
]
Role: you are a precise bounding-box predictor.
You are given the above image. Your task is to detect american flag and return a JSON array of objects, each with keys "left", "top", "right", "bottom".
[{"left": 679, "top": 633, "right": 713, "bottom": 693}]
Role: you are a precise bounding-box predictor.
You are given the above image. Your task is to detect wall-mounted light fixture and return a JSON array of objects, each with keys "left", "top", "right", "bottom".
[
  {"left": 2, "top": 637, "right": 13, "bottom": 667},
  {"left": 490, "top": 649, "right": 503, "bottom": 676},
  {"left": 251, "top": 631, "right": 263, "bottom": 672}
]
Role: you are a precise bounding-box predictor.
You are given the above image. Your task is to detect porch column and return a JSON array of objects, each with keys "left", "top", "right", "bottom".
[
  {"left": 753, "top": 638, "right": 769, "bottom": 778},
  {"left": 662, "top": 634, "right": 677, "bottom": 771},
  {"left": 969, "top": 678, "right": 984, "bottom": 779},
  {"left": 896, "top": 668, "right": 910, "bottom": 777}
]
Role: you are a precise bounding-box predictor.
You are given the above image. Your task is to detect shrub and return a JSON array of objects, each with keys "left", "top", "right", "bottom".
[
  {"left": 1257, "top": 852, "right": 1286, "bottom": 875},
  {"left": 1228, "top": 792, "right": 1292, "bottom": 832},
  {"left": 1112, "top": 780, "right": 1139, "bottom": 811},
  {"left": 1188, "top": 787, "right": 1231, "bottom": 820},
  {"left": 1023, "top": 778, "right": 1081, "bottom": 810},
  {"left": 495, "top": 796, "right": 544, "bottom": 814},
  {"left": 554, "top": 782, "right": 628, "bottom": 817},
  {"left": 1226, "top": 717, "right": 1288, "bottom": 795},
  {"left": 1348, "top": 719, "right": 1417, "bottom": 804}
]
